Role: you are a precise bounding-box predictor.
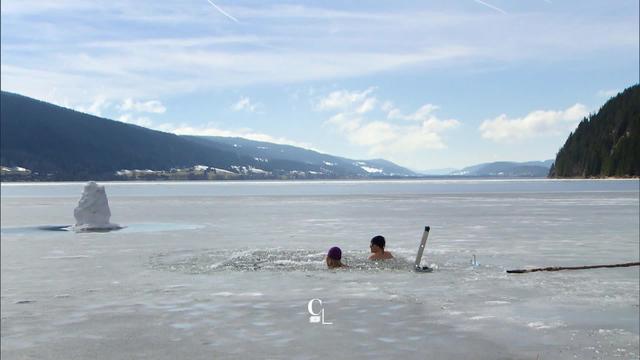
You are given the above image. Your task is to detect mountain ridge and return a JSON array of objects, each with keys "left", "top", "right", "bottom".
[
  {"left": 1, "top": 90, "right": 565, "bottom": 181},
  {"left": 549, "top": 84, "right": 639, "bottom": 178},
  {"left": 0, "top": 91, "right": 416, "bottom": 181},
  {"left": 447, "top": 160, "right": 553, "bottom": 177}
]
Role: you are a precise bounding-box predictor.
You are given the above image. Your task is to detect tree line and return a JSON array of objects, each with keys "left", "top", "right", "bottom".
[{"left": 549, "top": 84, "right": 639, "bottom": 178}]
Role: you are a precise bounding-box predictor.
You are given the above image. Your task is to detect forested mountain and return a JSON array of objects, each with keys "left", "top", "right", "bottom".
[
  {"left": 0, "top": 91, "right": 240, "bottom": 180},
  {"left": 187, "top": 136, "right": 416, "bottom": 177},
  {"left": 0, "top": 91, "right": 415, "bottom": 181},
  {"left": 549, "top": 84, "right": 640, "bottom": 178}
]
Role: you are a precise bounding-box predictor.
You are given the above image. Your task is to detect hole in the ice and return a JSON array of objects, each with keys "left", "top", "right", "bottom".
[
  {"left": 37, "top": 225, "right": 125, "bottom": 233},
  {"left": 1, "top": 223, "right": 203, "bottom": 235},
  {"left": 149, "top": 248, "right": 417, "bottom": 273}
]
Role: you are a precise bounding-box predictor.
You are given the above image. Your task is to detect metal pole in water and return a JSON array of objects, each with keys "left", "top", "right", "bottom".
[{"left": 414, "top": 226, "right": 430, "bottom": 271}]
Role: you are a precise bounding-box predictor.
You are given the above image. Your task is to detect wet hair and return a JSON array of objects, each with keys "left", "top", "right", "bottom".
[
  {"left": 327, "top": 246, "right": 342, "bottom": 260},
  {"left": 370, "top": 235, "right": 385, "bottom": 249},
  {"left": 326, "top": 257, "right": 343, "bottom": 269}
]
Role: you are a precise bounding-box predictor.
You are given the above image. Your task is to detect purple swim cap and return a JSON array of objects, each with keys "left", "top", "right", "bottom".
[{"left": 327, "top": 247, "right": 342, "bottom": 260}]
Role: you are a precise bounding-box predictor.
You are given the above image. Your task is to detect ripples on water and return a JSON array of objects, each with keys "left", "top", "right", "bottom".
[{"left": 150, "top": 249, "right": 417, "bottom": 273}]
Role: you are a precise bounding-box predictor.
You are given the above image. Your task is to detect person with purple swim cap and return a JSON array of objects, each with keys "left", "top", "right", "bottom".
[{"left": 326, "top": 246, "right": 348, "bottom": 269}]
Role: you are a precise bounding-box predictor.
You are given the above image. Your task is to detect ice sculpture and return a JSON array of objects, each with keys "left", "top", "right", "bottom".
[{"left": 73, "top": 181, "right": 121, "bottom": 231}]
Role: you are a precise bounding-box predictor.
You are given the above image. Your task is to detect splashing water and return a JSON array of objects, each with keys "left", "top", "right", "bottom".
[{"left": 150, "top": 248, "right": 416, "bottom": 273}]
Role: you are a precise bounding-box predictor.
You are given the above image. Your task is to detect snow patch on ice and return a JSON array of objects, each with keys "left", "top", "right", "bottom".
[
  {"left": 527, "top": 321, "right": 566, "bottom": 330},
  {"left": 484, "top": 300, "right": 510, "bottom": 305},
  {"left": 41, "top": 255, "right": 91, "bottom": 260}
]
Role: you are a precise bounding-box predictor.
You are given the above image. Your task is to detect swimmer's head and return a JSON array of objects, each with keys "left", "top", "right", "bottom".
[
  {"left": 370, "top": 235, "right": 385, "bottom": 253},
  {"left": 326, "top": 246, "right": 344, "bottom": 269},
  {"left": 327, "top": 246, "right": 342, "bottom": 260}
]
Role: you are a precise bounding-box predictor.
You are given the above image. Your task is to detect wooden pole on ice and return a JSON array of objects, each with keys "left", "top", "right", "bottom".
[{"left": 507, "top": 262, "right": 640, "bottom": 274}]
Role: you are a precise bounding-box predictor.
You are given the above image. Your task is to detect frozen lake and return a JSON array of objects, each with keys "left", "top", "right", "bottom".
[{"left": 1, "top": 179, "right": 639, "bottom": 359}]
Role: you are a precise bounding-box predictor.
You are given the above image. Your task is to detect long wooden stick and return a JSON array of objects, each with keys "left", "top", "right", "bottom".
[{"left": 507, "top": 262, "right": 640, "bottom": 274}]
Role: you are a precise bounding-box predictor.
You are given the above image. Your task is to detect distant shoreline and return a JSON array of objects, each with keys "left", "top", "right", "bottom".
[{"left": 2, "top": 176, "right": 639, "bottom": 185}]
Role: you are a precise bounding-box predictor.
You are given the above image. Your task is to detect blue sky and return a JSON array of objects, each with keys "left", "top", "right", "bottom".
[{"left": 1, "top": 0, "right": 638, "bottom": 170}]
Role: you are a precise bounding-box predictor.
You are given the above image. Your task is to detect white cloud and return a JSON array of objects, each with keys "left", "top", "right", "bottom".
[
  {"left": 111, "top": 107, "right": 310, "bottom": 149},
  {"left": 386, "top": 103, "right": 440, "bottom": 122},
  {"left": 330, "top": 115, "right": 457, "bottom": 151},
  {"left": 159, "top": 123, "right": 314, "bottom": 150},
  {"left": 232, "top": 97, "right": 262, "bottom": 112},
  {"left": 3, "top": 1, "right": 635, "bottom": 106},
  {"left": 117, "top": 114, "right": 153, "bottom": 128},
  {"left": 315, "top": 87, "right": 376, "bottom": 112},
  {"left": 356, "top": 97, "right": 377, "bottom": 114},
  {"left": 596, "top": 89, "right": 619, "bottom": 98},
  {"left": 473, "top": 0, "right": 507, "bottom": 15},
  {"left": 63, "top": 95, "right": 164, "bottom": 127},
  {"left": 1, "top": 45, "right": 471, "bottom": 105},
  {"left": 319, "top": 87, "right": 460, "bottom": 166},
  {"left": 119, "top": 98, "right": 166, "bottom": 113},
  {"left": 205, "top": 0, "right": 239, "bottom": 23},
  {"left": 75, "top": 96, "right": 110, "bottom": 116},
  {"left": 479, "top": 103, "right": 589, "bottom": 142},
  {"left": 381, "top": 101, "right": 394, "bottom": 113}
]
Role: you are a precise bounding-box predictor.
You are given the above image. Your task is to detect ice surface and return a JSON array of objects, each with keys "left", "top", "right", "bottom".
[{"left": 1, "top": 180, "right": 638, "bottom": 359}]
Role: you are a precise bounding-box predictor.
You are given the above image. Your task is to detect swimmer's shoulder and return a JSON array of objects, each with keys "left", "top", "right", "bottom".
[{"left": 369, "top": 252, "right": 393, "bottom": 260}]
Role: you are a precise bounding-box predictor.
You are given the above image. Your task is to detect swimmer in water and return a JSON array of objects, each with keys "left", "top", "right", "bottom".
[
  {"left": 326, "top": 246, "right": 348, "bottom": 269},
  {"left": 368, "top": 235, "right": 394, "bottom": 260}
]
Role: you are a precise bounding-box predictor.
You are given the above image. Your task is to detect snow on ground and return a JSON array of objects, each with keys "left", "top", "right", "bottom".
[
  {"left": 360, "top": 166, "right": 383, "bottom": 173},
  {"left": 1, "top": 166, "right": 31, "bottom": 173},
  {"left": 231, "top": 165, "right": 271, "bottom": 175},
  {"left": 210, "top": 168, "right": 237, "bottom": 175},
  {"left": 116, "top": 169, "right": 158, "bottom": 176}
]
